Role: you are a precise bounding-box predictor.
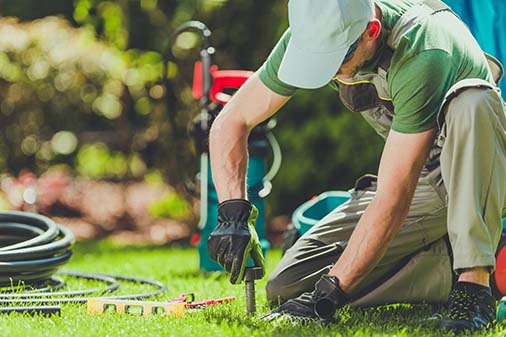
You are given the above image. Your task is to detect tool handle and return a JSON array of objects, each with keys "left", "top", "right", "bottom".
[{"left": 185, "top": 296, "right": 236, "bottom": 308}]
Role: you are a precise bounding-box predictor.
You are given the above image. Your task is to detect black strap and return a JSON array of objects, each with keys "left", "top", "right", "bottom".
[{"left": 378, "top": 46, "right": 394, "bottom": 74}]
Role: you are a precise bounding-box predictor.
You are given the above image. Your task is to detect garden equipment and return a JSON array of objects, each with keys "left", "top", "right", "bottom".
[
  {"left": 492, "top": 225, "right": 506, "bottom": 299},
  {"left": 87, "top": 293, "right": 235, "bottom": 317},
  {"left": 262, "top": 274, "right": 349, "bottom": 323},
  {"left": 0, "top": 203, "right": 260, "bottom": 317},
  {"left": 0, "top": 271, "right": 167, "bottom": 306},
  {"left": 244, "top": 267, "right": 263, "bottom": 314},
  {"left": 498, "top": 296, "right": 506, "bottom": 321},
  {"left": 0, "top": 211, "right": 170, "bottom": 316},
  {"left": 0, "top": 211, "right": 74, "bottom": 285},
  {"left": 167, "top": 21, "right": 281, "bottom": 272},
  {"left": 0, "top": 306, "right": 61, "bottom": 316},
  {"left": 282, "top": 191, "right": 351, "bottom": 254}
]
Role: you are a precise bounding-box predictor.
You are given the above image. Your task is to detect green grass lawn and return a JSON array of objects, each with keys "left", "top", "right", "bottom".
[{"left": 0, "top": 240, "right": 503, "bottom": 337}]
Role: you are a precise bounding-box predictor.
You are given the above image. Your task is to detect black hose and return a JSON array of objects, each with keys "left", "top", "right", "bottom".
[
  {"left": 0, "top": 271, "right": 168, "bottom": 305},
  {"left": 0, "top": 211, "right": 168, "bottom": 309},
  {"left": 0, "top": 272, "right": 120, "bottom": 299},
  {"left": 0, "top": 211, "right": 74, "bottom": 286}
]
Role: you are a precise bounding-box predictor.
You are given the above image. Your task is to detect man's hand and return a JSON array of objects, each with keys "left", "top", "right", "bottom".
[
  {"left": 208, "top": 199, "right": 265, "bottom": 284},
  {"left": 263, "top": 275, "right": 350, "bottom": 323}
]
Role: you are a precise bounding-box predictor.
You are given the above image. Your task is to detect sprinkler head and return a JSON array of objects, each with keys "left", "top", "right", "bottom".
[{"left": 244, "top": 267, "right": 263, "bottom": 314}]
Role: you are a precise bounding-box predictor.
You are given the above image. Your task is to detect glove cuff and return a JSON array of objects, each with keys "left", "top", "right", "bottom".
[
  {"left": 314, "top": 275, "right": 350, "bottom": 319},
  {"left": 218, "top": 198, "right": 252, "bottom": 208},
  {"left": 218, "top": 199, "right": 253, "bottom": 222}
]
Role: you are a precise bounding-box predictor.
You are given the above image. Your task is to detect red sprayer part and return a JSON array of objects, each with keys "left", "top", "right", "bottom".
[
  {"left": 495, "top": 246, "right": 506, "bottom": 295},
  {"left": 192, "top": 61, "right": 253, "bottom": 104}
]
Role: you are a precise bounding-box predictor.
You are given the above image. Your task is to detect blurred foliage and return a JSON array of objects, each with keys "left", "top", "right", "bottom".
[
  {"left": 76, "top": 143, "right": 148, "bottom": 179},
  {"left": 0, "top": 192, "right": 9, "bottom": 211},
  {"left": 0, "top": 15, "right": 175, "bottom": 183},
  {"left": 149, "top": 192, "right": 193, "bottom": 221},
  {"left": 0, "top": 0, "right": 383, "bottom": 216}
]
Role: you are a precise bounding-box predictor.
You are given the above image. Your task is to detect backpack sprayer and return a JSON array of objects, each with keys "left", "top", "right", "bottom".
[{"left": 166, "top": 21, "right": 281, "bottom": 273}]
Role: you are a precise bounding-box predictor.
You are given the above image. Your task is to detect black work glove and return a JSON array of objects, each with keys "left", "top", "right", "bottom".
[
  {"left": 263, "top": 274, "right": 350, "bottom": 323},
  {"left": 207, "top": 199, "right": 265, "bottom": 284}
]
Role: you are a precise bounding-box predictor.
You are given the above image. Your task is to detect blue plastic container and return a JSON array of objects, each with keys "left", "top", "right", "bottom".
[{"left": 292, "top": 191, "right": 351, "bottom": 235}]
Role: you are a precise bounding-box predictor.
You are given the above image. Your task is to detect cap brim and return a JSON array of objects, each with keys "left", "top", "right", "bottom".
[{"left": 278, "top": 38, "right": 347, "bottom": 89}]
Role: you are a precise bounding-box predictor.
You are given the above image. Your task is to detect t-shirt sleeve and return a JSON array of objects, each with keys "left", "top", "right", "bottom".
[
  {"left": 390, "top": 49, "right": 456, "bottom": 133},
  {"left": 258, "top": 29, "right": 298, "bottom": 97}
]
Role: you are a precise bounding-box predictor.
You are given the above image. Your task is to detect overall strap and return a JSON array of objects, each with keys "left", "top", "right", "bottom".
[
  {"left": 378, "top": 0, "right": 454, "bottom": 78},
  {"left": 377, "top": 47, "right": 393, "bottom": 82},
  {"left": 423, "top": 0, "right": 451, "bottom": 13},
  {"left": 485, "top": 53, "right": 504, "bottom": 86},
  {"left": 387, "top": 0, "right": 455, "bottom": 49}
]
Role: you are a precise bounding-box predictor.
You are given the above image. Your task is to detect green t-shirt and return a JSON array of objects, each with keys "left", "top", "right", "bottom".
[{"left": 258, "top": 0, "right": 494, "bottom": 134}]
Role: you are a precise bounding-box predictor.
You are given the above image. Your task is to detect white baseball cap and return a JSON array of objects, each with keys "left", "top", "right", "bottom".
[{"left": 278, "top": 0, "right": 375, "bottom": 89}]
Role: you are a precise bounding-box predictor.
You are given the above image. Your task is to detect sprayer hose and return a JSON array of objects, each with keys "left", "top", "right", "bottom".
[{"left": 0, "top": 211, "right": 74, "bottom": 286}]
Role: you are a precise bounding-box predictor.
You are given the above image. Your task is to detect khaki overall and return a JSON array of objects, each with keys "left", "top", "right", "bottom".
[{"left": 267, "top": 0, "right": 506, "bottom": 306}]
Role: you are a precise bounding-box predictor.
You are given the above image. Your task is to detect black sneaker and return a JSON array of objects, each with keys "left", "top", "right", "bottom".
[{"left": 439, "top": 281, "right": 496, "bottom": 333}]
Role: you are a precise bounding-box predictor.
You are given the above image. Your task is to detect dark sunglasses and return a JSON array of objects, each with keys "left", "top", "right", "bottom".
[{"left": 342, "top": 37, "right": 361, "bottom": 64}]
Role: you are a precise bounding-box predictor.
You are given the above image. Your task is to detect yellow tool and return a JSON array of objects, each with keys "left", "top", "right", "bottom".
[{"left": 87, "top": 298, "right": 186, "bottom": 317}]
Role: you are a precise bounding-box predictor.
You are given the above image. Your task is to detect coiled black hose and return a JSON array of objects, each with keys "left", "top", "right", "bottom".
[
  {"left": 0, "top": 211, "right": 74, "bottom": 286},
  {"left": 0, "top": 211, "right": 168, "bottom": 313}
]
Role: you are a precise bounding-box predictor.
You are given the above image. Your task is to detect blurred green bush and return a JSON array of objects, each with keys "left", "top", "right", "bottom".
[
  {"left": 149, "top": 192, "right": 193, "bottom": 221},
  {"left": 0, "top": 16, "right": 181, "bottom": 182}
]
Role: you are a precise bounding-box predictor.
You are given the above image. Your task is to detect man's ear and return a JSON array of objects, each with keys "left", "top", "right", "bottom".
[{"left": 366, "top": 19, "right": 381, "bottom": 40}]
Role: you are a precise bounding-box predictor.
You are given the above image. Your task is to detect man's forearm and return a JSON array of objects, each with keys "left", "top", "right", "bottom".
[
  {"left": 328, "top": 128, "right": 435, "bottom": 294},
  {"left": 209, "top": 115, "right": 249, "bottom": 201},
  {"left": 208, "top": 73, "right": 291, "bottom": 202}
]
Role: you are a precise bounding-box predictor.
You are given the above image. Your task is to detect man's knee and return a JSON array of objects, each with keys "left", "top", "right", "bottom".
[{"left": 266, "top": 274, "right": 292, "bottom": 305}]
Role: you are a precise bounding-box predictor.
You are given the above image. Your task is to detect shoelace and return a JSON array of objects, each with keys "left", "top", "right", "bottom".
[{"left": 447, "top": 288, "right": 474, "bottom": 320}]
